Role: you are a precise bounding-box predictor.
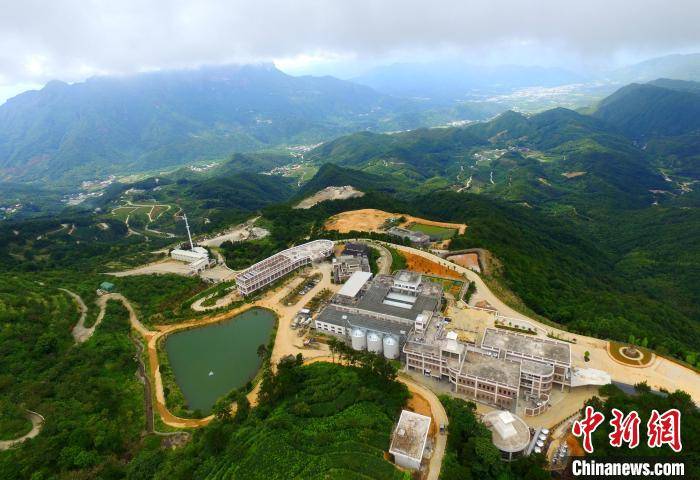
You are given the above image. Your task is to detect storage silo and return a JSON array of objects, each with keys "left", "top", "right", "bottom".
[
  {"left": 351, "top": 328, "right": 366, "bottom": 351},
  {"left": 383, "top": 336, "right": 400, "bottom": 359},
  {"left": 367, "top": 332, "right": 383, "bottom": 354}
]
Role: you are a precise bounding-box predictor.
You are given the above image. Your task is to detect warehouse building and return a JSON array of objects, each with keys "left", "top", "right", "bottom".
[{"left": 236, "top": 239, "right": 334, "bottom": 295}]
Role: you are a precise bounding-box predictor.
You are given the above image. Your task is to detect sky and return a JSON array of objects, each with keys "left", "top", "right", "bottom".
[{"left": 0, "top": 0, "right": 699, "bottom": 101}]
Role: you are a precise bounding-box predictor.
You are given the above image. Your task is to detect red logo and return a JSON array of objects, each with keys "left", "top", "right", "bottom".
[
  {"left": 609, "top": 408, "right": 641, "bottom": 448},
  {"left": 571, "top": 407, "right": 682, "bottom": 453},
  {"left": 647, "top": 409, "right": 682, "bottom": 453},
  {"left": 572, "top": 406, "right": 605, "bottom": 453}
]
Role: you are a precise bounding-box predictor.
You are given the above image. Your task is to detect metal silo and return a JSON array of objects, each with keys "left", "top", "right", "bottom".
[
  {"left": 383, "top": 336, "right": 400, "bottom": 359},
  {"left": 351, "top": 328, "right": 366, "bottom": 351},
  {"left": 367, "top": 332, "right": 383, "bottom": 354}
]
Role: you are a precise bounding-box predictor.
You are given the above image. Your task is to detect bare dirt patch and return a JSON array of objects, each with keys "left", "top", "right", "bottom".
[
  {"left": 447, "top": 253, "right": 480, "bottom": 271},
  {"left": 401, "top": 250, "right": 463, "bottom": 280},
  {"left": 324, "top": 208, "right": 466, "bottom": 235},
  {"left": 562, "top": 171, "right": 586, "bottom": 179},
  {"left": 294, "top": 185, "right": 364, "bottom": 209}
]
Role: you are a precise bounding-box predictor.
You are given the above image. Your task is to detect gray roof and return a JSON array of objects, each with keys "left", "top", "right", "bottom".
[
  {"left": 481, "top": 328, "right": 571, "bottom": 365},
  {"left": 460, "top": 352, "right": 521, "bottom": 387},
  {"left": 356, "top": 283, "right": 439, "bottom": 322},
  {"left": 316, "top": 306, "right": 409, "bottom": 338}
]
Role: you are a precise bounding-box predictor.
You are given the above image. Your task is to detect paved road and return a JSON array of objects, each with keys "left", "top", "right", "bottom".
[
  {"left": 0, "top": 411, "right": 44, "bottom": 451},
  {"left": 381, "top": 242, "right": 700, "bottom": 402}
]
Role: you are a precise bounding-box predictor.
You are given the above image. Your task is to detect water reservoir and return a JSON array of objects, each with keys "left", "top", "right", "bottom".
[{"left": 165, "top": 307, "right": 276, "bottom": 414}]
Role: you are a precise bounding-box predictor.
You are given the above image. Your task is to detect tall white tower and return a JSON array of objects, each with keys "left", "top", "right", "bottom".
[{"left": 183, "top": 214, "right": 194, "bottom": 250}]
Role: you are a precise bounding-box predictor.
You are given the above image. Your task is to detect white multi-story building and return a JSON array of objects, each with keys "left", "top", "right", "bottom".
[{"left": 236, "top": 240, "right": 334, "bottom": 295}]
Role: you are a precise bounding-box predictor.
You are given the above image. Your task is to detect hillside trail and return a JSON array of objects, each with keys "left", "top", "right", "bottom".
[{"left": 0, "top": 411, "right": 44, "bottom": 451}]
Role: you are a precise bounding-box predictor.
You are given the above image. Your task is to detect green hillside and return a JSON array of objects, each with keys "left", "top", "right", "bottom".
[
  {"left": 144, "top": 361, "right": 408, "bottom": 480},
  {"left": 593, "top": 81, "right": 700, "bottom": 138}
]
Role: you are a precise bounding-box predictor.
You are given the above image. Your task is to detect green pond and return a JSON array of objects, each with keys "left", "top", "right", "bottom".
[{"left": 165, "top": 307, "right": 276, "bottom": 413}]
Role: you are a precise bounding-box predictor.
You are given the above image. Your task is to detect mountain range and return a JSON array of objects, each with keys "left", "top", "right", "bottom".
[{"left": 0, "top": 64, "right": 503, "bottom": 186}]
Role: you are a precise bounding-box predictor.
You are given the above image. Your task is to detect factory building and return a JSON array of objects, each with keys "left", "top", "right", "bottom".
[
  {"left": 314, "top": 270, "right": 442, "bottom": 359},
  {"left": 389, "top": 410, "right": 432, "bottom": 470},
  {"left": 236, "top": 239, "right": 334, "bottom": 295}
]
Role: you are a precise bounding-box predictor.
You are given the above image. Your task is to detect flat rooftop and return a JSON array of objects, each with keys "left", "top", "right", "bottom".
[
  {"left": 316, "top": 305, "right": 409, "bottom": 337},
  {"left": 337, "top": 271, "right": 372, "bottom": 298},
  {"left": 356, "top": 283, "right": 439, "bottom": 322},
  {"left": 481, "top": 328, "right": 570, "bottom": 365},
  {"left": 389, "top": 410, "right": 431, "bottom": 462},
  {"left": 394, "top": 270, "right": 422, "bottom": 285},
  {"left": 483, "top": 410, "right": 531, "bottom": 453},
  {"left": 459, "top": 352, "right": 521, "bottom": 387}
]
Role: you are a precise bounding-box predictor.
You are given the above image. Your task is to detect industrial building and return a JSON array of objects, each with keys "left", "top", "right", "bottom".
[
  {"left": 170, "top": 214, "right": 211, "bottom": 273},
  {"left": 236, "top": 239, "right": 334, "bottom": 295},
  {"left": 314, "top": 270, "right": 442, "bottom": 359},
  {"left": 314, "top": 268, "right": 609, "bottom": 418},
  {"left": 386, "top": 227, "right": 431, "bottom": 247},
  {"left": 482, "top": 410, "right": 531, "bottom": 461},
  {"left": 332, "top": 254, "right": 370, "bottom": 283},
  {"left": 389, "top": 410, "right": 432, "bottom": 470}
]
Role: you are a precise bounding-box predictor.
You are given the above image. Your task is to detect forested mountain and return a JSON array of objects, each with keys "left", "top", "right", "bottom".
[
  {"left": 592, "top": 80, "right": 700, "bottom": 138},
  {"left": 0, "top": 64, "right": 503, "bottom": 186},
  {"left": 294, "top": 163, "right": 399, "bottom": 199},
  {"left": 307, "top": 106, "right": 666, "bottom": 210}
]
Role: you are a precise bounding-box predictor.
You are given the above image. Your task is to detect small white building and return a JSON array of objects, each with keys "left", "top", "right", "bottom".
[
  {"left": 170, "top": 214, "right": 210, "bottom": 272},
  {"left": 389, "top": 410, "right": 432, "bottom": 470},
  {"left": 171, "top": 246, "right": 209, "bottom": 263}
]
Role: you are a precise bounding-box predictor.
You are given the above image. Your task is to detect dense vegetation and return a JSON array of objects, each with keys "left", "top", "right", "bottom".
[
  {"left": 131, "top": 360, "right": 409, "bottom": 480},
  {"left": 0, "top": 276, "right": 146, "bottom": 479},
  {"left": 440, "top": 397, "right": 549, "bottom": 480}
]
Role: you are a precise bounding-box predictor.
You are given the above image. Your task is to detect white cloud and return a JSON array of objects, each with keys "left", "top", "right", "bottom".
[{"left": 0, "top": 0, "right": 698, "bottom": 87}]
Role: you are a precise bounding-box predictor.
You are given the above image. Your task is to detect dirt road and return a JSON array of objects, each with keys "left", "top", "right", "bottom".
[
  {"left": 398, "top": 374, "right": 449, "bottom": 480},
  {"left": 60, "top": 288, "right": 91, "bottom": 343},
  {"left": 0, "top": 411, "right": 44, "bottom": 451}
]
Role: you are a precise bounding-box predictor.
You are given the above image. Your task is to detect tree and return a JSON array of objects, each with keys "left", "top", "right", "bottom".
[
  {"left": 584, "top": 351, "right": 590, "bottom": 362},
  {"left": 234, "top": 392, "right": 250, "bottom": 423},
  {"left": 212, "top": 397, "right": 232, "bottom": 421},
  {"left": 256, "top": 344, "right": 268, "bottom": 360}
]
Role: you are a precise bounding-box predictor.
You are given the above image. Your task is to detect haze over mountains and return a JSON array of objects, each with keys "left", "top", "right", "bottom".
[{"left": 1, "top": 52, "right": 700, "bottom": 188}]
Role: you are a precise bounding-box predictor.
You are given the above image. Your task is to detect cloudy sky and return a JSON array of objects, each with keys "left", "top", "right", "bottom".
[{"left": 1, "top": 0, "right": 699, "bottom": 101}]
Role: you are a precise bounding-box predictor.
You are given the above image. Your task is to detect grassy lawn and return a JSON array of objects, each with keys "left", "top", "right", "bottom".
[{"left": 408, "top": 222, "right": 456, "bottom": 240}]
